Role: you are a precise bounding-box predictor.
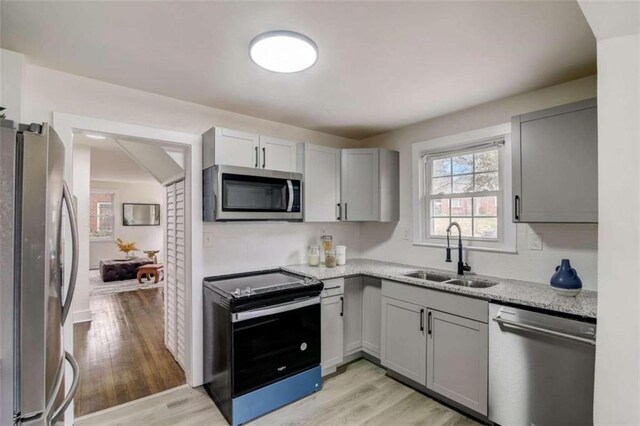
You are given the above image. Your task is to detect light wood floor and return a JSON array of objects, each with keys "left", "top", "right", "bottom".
[
  {"left": 73, "top": 288, "right": 186, "bottom": 417},
  {"left": 76, "top": 359, "right": 479, "bottom": 426}
]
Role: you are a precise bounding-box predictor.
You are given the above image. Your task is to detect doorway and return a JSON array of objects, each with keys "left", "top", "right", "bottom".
[{"left": 69, "top": 130, "right": 190, "bottom": 417}]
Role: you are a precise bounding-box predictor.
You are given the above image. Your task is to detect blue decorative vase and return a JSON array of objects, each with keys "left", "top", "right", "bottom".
[{"left": 550, "top": 259, "right": 582, "bottom": 297}]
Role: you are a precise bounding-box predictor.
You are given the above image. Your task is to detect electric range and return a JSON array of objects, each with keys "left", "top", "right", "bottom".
[{"left": 203, "top": 269, "right": 323, "bottom": 426}]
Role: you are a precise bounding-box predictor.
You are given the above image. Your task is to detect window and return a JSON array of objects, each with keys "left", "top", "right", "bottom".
[
  {"left": 427, "top": 146, "right": 501, "bottom": 241},
  {"left": 412, "top": 124, "right": 516, "bottom": 253},
  {"left": 90, "top": 192, "right": 115, "bottom": 239}
]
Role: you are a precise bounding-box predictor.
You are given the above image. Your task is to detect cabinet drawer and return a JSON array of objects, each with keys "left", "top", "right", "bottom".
[
  {"left": 382, "top": 280, "right": 488, "bottom": 323},
  {"left": 321, "top": 278, "right": 344, "bottom": 298}
]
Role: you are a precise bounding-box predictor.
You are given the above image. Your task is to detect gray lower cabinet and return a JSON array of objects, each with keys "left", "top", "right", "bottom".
[
  {"left": 426, "top": 309, "right": 488, "bottom": 416},
  {"left": 380, "top": 296, "right": 427, "bottom": 385},
  {"left": 361, "top": 277, "right": 382, "bottom": 357},
  {"left": 512, "top": 98, "right": 597, "bottom": 223},
  {"left": 321, "top": 294, "right": 344, "bottom": 375},
  {"left": 343, "top": 277, "right": 363, "bottom": 356}
]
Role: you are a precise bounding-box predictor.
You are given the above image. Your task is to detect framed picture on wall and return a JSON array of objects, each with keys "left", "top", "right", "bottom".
[{"left": 123, "top": 203, "right": 160, "bottom": 226}]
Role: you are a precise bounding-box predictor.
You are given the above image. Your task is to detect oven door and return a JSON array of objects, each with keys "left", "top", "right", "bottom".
[
  {"left": 214, "top": 166, "right": 302, "bottom": 221},
  {"left": 231, "top": 297, "right": 320, "bottom": 397}
]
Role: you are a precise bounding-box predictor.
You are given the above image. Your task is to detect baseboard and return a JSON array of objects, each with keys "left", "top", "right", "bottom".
[{"left": 73, "top": 310, "right": 92, "bottom": 323}]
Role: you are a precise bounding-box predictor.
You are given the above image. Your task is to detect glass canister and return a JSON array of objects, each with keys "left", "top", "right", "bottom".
[
  {"left": 325, "top": 249, "right": 337, "bottom": 268},
  {"left": 320, "top": 235, "right": 332, "bottom": 264},
  {"left": 308, "top": 245, "right": 320, "bottom": 266}
]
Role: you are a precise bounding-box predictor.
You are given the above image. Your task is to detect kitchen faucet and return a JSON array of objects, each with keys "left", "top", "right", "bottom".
[{"left": 446, "top": 222, "right": 471, "bottom": 275}]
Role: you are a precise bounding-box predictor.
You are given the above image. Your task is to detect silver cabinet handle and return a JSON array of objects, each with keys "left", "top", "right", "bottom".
[
  {"left": 61, "top": 181, "right": 78, "bottom": 325},
  {"left": 514, "top": 195, "right": 520, "bottom": 221},
  {"left": 493, "top": 314, "right": 596, "bottom": 346},
  {"left": 344, "top": 203, "right": 348, "bottom": 221},
  {"left": 254, "top": 146, "right": 259, "bottom": 168},
  {"left": 336, "top": 203, "right": 341, "bottom": 221},
  {"left": 262, "top": 147, "right": 266, "bottom": 168},
  {"left": 420, "top": 308, "right": 424, "bottom": 332},
  {"left": 427, "top": 311, "right": 432, "bottom": 335},
  {"left": 50, "top": 351, "right": 79, "bottom": 424}
]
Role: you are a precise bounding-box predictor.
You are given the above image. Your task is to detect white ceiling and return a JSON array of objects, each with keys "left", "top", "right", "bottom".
[
  {"left": 2, "top": 1, "right": 596, "bottom": 139},
  {"left": 74, "top": 134, "right": 159, "bottom": 184}
]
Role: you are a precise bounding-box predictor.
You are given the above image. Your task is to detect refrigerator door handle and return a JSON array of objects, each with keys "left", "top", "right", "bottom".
[
  {"left": 61, "top": 181, "right": 79, "bottom": 325},
  {"left": 50, "top": 351, "right": 79, "bottom": 424}
]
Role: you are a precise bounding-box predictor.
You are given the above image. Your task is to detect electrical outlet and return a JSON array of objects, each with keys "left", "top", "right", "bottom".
[
  {"left": 203, "top": 232, "right": 214, "bottom": 248},
  {"left": 528, "top": 230, "right": 543, "bottom": 250}
]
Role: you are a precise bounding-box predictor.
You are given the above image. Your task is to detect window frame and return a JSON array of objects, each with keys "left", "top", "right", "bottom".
[
  {"left": 424, "top": 145, "right": 503, "bottom": 242},
  {"left": 412, "top": 123, "right": 517, "bottom": 254},
  {"left": 90, "top": 190, "right": 116, "bottom": 241}
]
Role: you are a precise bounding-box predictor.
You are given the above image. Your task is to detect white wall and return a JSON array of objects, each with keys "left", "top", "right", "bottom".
[
  {"left": 19, "top": 62, "right": 363, "bottom": 388},
  {"left": 0, "top": 49, "right": 24, "bottom": 122},
  {"left": 20, "top": 63, "right": 364, "bottom": 278},
  {"left": 578, "top": 1, "right": 640, "bottom": 422},
  {"left": 72, "top": 146, "right": 91, "bottom": 323},
  {"left": 90, "top": 180, "right": 164, "bottom": 269},
  {"left": 357, "top": 76, "right": 599, "bottom": 289}
]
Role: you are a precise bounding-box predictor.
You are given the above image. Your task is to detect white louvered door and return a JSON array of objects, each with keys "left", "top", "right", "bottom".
[{"left": 165, "top": 179, "right": 186, "bottom": 369}]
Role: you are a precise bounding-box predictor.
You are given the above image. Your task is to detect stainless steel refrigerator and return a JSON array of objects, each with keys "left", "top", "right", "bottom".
[{"left": 0, "top": 120, "right": 79, "bottom": 425}]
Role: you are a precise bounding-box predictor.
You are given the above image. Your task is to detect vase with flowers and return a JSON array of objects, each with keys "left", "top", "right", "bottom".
[{"left": 116, "top": 238, "right": 138, "bottom": 259}]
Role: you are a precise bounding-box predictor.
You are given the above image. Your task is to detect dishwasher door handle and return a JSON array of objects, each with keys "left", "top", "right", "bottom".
[{"left": 493, "top": 314, "right": 596, "bottom": 346}]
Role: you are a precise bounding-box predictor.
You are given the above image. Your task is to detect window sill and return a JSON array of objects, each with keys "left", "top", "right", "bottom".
[{"left": 412, "top": 241, "right": 518, "bottom": 254}]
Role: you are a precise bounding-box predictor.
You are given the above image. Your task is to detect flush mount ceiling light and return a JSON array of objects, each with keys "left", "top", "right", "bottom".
[{"left": 249, "top": 30, "right": 318, "bottom": 73}]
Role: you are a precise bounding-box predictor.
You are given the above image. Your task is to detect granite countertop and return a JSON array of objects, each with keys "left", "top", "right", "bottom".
[{"left": 282, "top": 258, "right": 597, "bottom": 320}]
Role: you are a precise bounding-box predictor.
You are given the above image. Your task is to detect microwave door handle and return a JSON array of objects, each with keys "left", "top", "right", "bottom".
[{"left": 287, "top": 180, "right": 294, "bottom": 212}]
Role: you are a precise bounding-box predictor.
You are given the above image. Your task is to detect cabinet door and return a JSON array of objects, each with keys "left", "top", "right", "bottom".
[
  {"left": 427, "top": 310, "right": 488, "bottom": 415},
  {"left": 321, "top": 294, "right": 344, "bottom": 375},
  {"left": 303, "top": 144, "right": 341, "bottom": 222},
  {"left": 512, "top": 99, "right": 597, "bottom": 223},
  {"left": 259, "top": 136, "right": 298, "bottom": 172},
  {"left": 361, "top": 277, "right": 381, "bottom": 357},
  {"left": 343, "top": 277, "right": 363, "bottom": 356},
  {"left": 341, "top": 149, "right": 379, "bottom": 221},
  {"left": 214, "top": 128, "right": 260, "bottom": 168},
  {"left": 381, "top": 297, "right": 427, "bottom": 385}
]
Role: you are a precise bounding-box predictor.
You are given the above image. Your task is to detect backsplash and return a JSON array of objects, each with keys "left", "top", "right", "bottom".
[{"left": 201, "top": 222, "right": 361, "bottom": 277}]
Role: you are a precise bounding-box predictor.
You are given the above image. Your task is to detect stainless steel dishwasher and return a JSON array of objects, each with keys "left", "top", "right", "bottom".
[{"left": 489, "top": 303, "right": 596, "bottom": 426}]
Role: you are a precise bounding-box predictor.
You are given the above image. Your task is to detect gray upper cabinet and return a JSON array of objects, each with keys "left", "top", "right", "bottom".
[
  {"left": 298, "top": 144, "right": 341, "bottom": 222},
  {"left": 202, "top": 127, "right": 298, "bottom": 172},
  {"left": 512, "top": 98, "right": 598, "bottom": 223},
  {"left": 426, "top": 309, "right": 488, "bottom": 416},
  {"left": 341, "top": 148, "right": 399, "bottom": 222}
]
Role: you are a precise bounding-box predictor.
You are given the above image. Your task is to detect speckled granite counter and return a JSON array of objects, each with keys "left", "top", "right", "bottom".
[{"left": 282, "top": 259, "right": 597, "bottom": 320}]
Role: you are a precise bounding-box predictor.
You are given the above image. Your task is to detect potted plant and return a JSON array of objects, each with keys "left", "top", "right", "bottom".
[{"left": 116, "top": 238, "right": 137, "bottom": 259}]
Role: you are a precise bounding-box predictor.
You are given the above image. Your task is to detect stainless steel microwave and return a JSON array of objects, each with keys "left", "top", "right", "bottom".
[{"left": 203, "top": 165, "right": 303, "bottom": 221}]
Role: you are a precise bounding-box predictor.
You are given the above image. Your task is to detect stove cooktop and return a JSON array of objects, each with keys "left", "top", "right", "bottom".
[{"left": 204, "top": 270, "right": 321, "bottom": 299}]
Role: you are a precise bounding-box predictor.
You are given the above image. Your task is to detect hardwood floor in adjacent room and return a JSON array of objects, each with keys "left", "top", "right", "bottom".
[
  {"left": 73, "top": 288, "right": 185, "bottom": 417},
  {"left": 75, "top": 359, "right": 479, "bottom": 426}
]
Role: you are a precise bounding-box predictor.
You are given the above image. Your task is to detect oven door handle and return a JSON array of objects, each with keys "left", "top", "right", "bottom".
[
  {"left": 232, "top": 296, "right": 320, "bottom": 322},
  {"left": 286, "top": 180, "right": 294, "bottom": 212}
]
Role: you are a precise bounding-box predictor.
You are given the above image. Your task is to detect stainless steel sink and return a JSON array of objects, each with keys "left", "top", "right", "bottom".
[
  {"left": 444, "top": 278, "right": 498, "bottom": 288},
  {"left": 405, "top": 271, "right": 452, "bottom": 282}
]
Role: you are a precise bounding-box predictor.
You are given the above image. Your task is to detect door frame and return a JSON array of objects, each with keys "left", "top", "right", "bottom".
[{"left": 52, "top": 112, "right": 202, "bottom": 425}]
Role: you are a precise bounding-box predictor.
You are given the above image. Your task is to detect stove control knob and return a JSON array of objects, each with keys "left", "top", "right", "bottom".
[
  {"left": 232, "top": 288, "right": 241, "bottom": 297},
  {"left": 242, "top": 286, "right": 252, "bottom": 296}
]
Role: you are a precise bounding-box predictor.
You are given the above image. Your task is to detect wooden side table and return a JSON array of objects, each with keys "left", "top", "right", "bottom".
[{"left": 137, "top": 264, "right": 164, "bottom": 283}]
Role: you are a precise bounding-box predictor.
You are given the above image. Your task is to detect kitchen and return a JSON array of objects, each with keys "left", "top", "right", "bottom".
[{"left": 0, "top": 1, "right": 638, "bottom": 425}]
